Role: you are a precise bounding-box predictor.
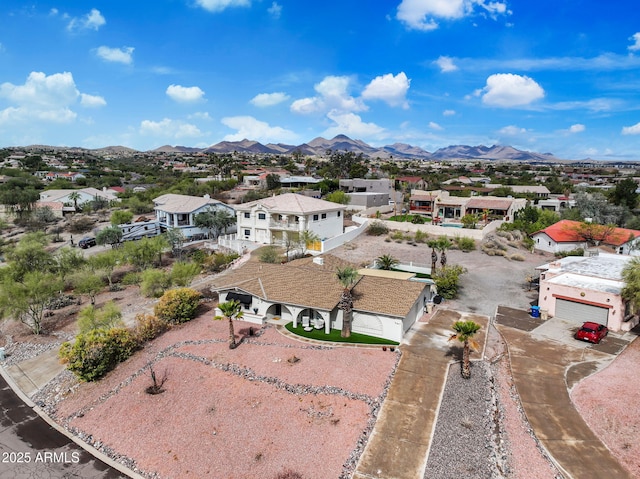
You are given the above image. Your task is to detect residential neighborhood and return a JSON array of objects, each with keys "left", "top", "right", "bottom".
[{"left": 0, "top": 141, "right": 639, "bottom": 479}]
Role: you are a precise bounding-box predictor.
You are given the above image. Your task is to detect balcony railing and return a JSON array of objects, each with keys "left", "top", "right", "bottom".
[{"left": 269, "top": 220, "right": 300, "bottom": 231}]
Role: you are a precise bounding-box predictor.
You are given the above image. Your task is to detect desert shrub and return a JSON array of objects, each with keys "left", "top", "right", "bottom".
[
  {"left": 170, "top": 261, "right": 201, "bottom": 287},
  {"left": 390, "top": 230, "right": 408, "bottom": 242},
  {"left": 275, "top": 470, "right": 303, "bottom": 479},
  {"left": 432, "top": 265, "right": 467, "bottom": 299},
  {"left": 154, "top": 288, "right": 202, "bottom": 324},
  {"left": 68, "top": 217, "right": 95, "bottom": 234},
  {"left": 140, "top": 268, "right": 171, "bottom": 298},
  {"left": 59, "top": 327, "right": 137, "bottom": 381},
  {"left": 456, "top": 237, "right": 476, "bottom": 252},
  {"left": 203, "top": 251, "right": 240, "bottom": 272},
  {"left": 133, "top": 313, "right": 170, "bottom": 342},
  {"left": 410, "top": 215, "right": 426, "bottom": 224},
  {"left": 509, "top": 253, "right": 525, "bottom": 261},
  {"left": 259, "top": 246, "right": 281, "bottom": 263},
  {"left": 555, "top": 248, "right": 584, "bottom": 258},
  {"left": 189, "top": 249, "right": 207, "bottom": 266},
  {"left": 121, "top": 271, "right": 141, "bottom": 286},
  {"left": 77, "top": 301, "right": 123, "bottom": 334},
  {"left": 367, "top": 221, "right": 389, "bottom": 236},
  {"left": 414, "top": 230, "right": 428, "bottom": 243},
  {"left": 522, "top": 236, "right": 535, "bottom": 250}
]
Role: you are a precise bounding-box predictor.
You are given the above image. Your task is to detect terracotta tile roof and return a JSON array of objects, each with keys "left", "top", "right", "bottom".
[
  {"left": 534, "top": 219, "right": 640, "bottom": 246},
  {"left": 465, "top": 198, "right": 513, "bottom": 210},
  {"left": 352, "top": 276, "right": 427, "bottom": 318},
  {"left": 210, "top": 256, "right": 427, "bottom": 317},
  {"left": 235, "top": 193, "right": 345, "bottom": 214}
]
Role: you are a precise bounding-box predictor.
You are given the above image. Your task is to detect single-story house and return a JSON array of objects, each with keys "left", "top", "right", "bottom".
[
  {"left": 409, "top": 189, "right": 526, "bottom": 221},
  {"left": 531, "top": 219, "right": 640, "bottom": 255},
  {"left": 234, "top": 193, "right": 346, "bottom": 245},
  {"left": 210, "top": 255, "right": 434, "bottom": 343},
  {"left": 153, "top": 193, "right": 236, "bottom": 239},
  {"left": 536, "top": 253, "right": 637, "bottom": 332},
  {"left": 38, "top": 187, "right": 120, "bottom": 211}
]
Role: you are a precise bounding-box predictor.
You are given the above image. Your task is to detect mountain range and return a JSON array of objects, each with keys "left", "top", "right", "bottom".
[
  {"left": 19, "top": 135, "right": 562, "bottom": 162},
  {"left": 153, "top": 134, "right": 559, "bottom": 162}
]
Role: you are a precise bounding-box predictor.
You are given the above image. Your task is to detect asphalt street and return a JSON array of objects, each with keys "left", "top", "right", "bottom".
[{"left": 0, "top": 374, "right": 127, "bottom": 479}]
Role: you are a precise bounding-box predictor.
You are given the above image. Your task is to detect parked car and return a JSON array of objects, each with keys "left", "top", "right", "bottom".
[
  {"left": 574, "top": 322, "right": 608, "bottom": 344},
  {"left": 78, "top": 237, "right": 97, "bottom": 249}
]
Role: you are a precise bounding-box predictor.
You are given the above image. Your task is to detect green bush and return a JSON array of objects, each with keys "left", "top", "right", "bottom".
[
  {"left": 204, "top": 251, "right": 240, "bottom": 272},
  {"left": 414, "top": 230, "right": 428, "bottom": 243},
  {"left": 59, "top": 327, "right": 137, "bottom": 381},
  {"left": 154, "top": 288, "right": 202, "bottom": 324},
  {"left": 170, "top": 261, "right": 201, "bottom": 286},
  {"left": 121, "top": 272, "right": 142, "bottom": 286},
  {"left": 133, "top": 313, "right": 170, "bottom": 342},
  {"left": 432, "top": 265, "right": 467, "bottom": 299},
  {"left": 258, "top": 246, "right": 281, "bottom": 264},
  {"left": 456, "top": 237, "right": 476, "bottom": 252},
  {"left": 140, "top": 268, "right": 171, "bottom": 297},
  {"left": 367, "top": 221, "right": 389, "bottom": 236}
]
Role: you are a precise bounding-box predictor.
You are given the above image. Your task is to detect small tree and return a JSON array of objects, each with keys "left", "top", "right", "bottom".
[
  {"left": 0, "top": 271, "right": 63, "bottom": 334},
  {"left": 154, "top": 288, "right": 202, "bottom": 324},
  {"left": 170, "top": 261, "right": 201, "bottom": 287},
  {"left": 71, "top": 270, "right": 105, "bottom": 305},
  {"left": 432, "top": 265, "right": 466, "bottom": 299},
  {"left": 449, "top": 320, "right": 481, "bottom": 379},
  {"left": 325, "top": 190, "right": 351, "bottom": 205},
  {"left": 140, "top": 269, "right": 171, "bottom": 298},
  {"left": 77, "top": 301, "right": 123, "bottom": 334},
  {"left": 110, "top": 209, "right": 134, "bottom": 226},
  {"left": 88, "top": 249, "right": 121, "bottom": 290},
  {"left": 622, "top": 257, "right": 640, "bottom": 317},
  {"left": 96, "top": 225, "right": 123, "bottom": 248},
  {"left": 215, "top": 299, "right": 244, "bottom": 349}
]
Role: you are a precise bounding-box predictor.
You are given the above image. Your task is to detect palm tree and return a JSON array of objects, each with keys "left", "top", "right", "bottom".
[
  {"left": 336, "top": 266, "right": 359, "bottom": 338},
  {"left": 622, "top": 257, "right": 640, "bottom": 316},
  {"left": 375, "top": 254, "right": 399, "bottom": 270},
  {"left": 215, "top": 299, "right": 244, "bottom": 349},
  {"left": 449, "top": 320, "right": 481, "bottom": 379},
  {"left": 68, "top": 191, "right": 81, "bottom": 211}
]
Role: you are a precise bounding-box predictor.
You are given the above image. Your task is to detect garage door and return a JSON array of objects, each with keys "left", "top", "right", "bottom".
[{"left": 554, "top": 299, "right": 609, "bottom": 325}]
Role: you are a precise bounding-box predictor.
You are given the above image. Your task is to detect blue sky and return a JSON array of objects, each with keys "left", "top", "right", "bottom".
[{"left": 1, "top": 1, "right": 640, "bottom": 160}]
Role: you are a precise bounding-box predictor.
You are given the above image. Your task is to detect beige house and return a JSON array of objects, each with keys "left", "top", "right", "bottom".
[
  {"left": 234, "top": 193, "right": 346, "bottom": 246},
  {"left": 210, "top": 255, "right": 433, "bottom": 343},
  {"left": 537, "top": 253, "right": 637, "bottom": 332}
]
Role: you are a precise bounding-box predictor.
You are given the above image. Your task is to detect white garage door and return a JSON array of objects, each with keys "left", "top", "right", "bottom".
[{"left": 554, "top": 299, "right": 609, "bottom": 325}]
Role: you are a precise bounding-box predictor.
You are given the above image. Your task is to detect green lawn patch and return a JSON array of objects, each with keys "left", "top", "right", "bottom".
[{"left": 285, "top": 322, "right": 398, "bottom": 345}]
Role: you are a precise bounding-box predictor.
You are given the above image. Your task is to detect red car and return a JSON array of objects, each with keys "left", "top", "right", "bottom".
[{"left": 574, "top": 322, "right": 608, "bottom": 344}]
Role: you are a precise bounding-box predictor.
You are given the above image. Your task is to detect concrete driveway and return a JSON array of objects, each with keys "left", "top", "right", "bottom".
[{"left": 495, "top": 307, "right": 636, "bottom": 479}]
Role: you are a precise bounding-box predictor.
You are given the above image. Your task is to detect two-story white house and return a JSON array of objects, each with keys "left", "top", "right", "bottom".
[
  {"left": 153, "top": 193, "right": 236, "bottom": 240},
  {"left": 234, "top": 193, "right": 346, "bottom": 245}
]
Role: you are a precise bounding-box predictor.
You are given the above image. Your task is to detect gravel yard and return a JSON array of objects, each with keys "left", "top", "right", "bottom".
[{"left": 3, "top": 229, "right": 638, "bottom": 479}]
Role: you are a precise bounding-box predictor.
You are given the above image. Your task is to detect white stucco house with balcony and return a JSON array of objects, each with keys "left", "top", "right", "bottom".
[
  {"left": 234, "top": 193, "right": 346, "bottom": 245},
  {"left": 153, "top": 193, "right": 236, "bottom": 240}
]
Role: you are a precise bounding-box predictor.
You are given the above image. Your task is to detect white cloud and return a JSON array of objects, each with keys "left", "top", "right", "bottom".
[
  {"left": 434, "top": 56, "right": 458, "bottom": 73},
  {"left": 629, "top": 33, "right": 640, "bottom": 52},
  {"left": 96, "top": 46, "right": 134, "bottom": 65},
  {"left": 428, "top": 121, "right": 443, "bottom": 130},
  {"left": 622, "top": 122, "right": 640, "bottom": 135},
  {"left": 481, "top": 73, "right": 544, "bottom": 107},
  {"left": 221, "top": 115, "right": 297, "bottom": 142},
  {"left": 80, "top": 93, "right": 106, "bottom": 108},
  {"left": 195, "top": 0, "right": 251, "bottom": 13},
  {"left": 443, "top": 109, "right": 456, "bottom": 116},
  {"left": 568, "top": 123, "right": 585, "bottom": 133},
  {"left": 140, "top": 118, "right": 204, "bottom": 139},
  {"left": 166, "top": 84, "right": 205, "bottom": 103},
  {"left": 0, "top": 71, "right": 100, "bottom": 125},
  {"left": 498, "top": 125, "right": 527, "bottom": 135},
  {"left": 250, "top": 92, "right": 290, "bottom": 107},
  {"left": 189, "top": 111, "right": 212, "bottom": 120},
  {"left": 291, "top": 75, "right": 365, "bottom": 114},
  {"left": 67, "top": 8, "right": 105, "bottom": 32},
  {"left": 322, "top": 110, "right": 385, "bottom": 139},
  {"left": 362, "top": 72, "right": 410, "bottom": 108},
  {"left": 268, "top": 2, "right": 282, "bottom": 19},
  {"left": 396, "top": 0, "right": 508, "bottom": 31}
]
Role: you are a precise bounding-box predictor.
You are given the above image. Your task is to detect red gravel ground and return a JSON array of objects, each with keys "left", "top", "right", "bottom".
[{"left": 53, "top": 314, "right": 398, "bottom": 479}]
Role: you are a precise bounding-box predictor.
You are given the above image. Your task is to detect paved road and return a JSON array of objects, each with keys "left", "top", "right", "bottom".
[{"left": 0, "top": 374, "right": 128, "bottom": 479}]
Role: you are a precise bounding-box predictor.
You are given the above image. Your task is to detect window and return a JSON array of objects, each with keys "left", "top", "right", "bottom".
[
  {"left": 337, "top": 211, "right": 341, "bottom": 217},
  {"left": 313, "top": 214, "right": 319, "bottom": 221},
  {"left": 244, "top": 229, "right": 251, "bottom": 236},
  {"left": 258, "top": 213, "right": 266, "bottom": 220},
  {"left": 244, "top": 212, "right": 250, "bottom": 218},
  {"left": 321, "top": 213, "right": 327, "bottom": 219}
]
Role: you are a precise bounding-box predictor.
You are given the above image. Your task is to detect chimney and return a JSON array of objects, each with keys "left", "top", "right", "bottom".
[{"left": 313, "top": 256, "right": 324, "bottom": 266}]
